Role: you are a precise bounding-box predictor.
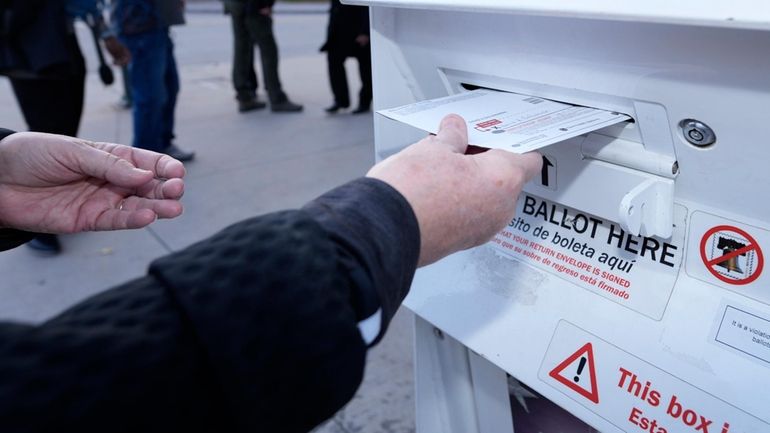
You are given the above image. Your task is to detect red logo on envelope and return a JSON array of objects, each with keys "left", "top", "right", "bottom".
[{"left": 475, "top": 119, "right": 502, "bottom": 132}]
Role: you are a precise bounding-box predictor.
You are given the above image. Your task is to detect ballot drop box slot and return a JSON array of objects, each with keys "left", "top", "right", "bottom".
[{"left": 350, "top": 1, "right": 770, "bottom": 432}]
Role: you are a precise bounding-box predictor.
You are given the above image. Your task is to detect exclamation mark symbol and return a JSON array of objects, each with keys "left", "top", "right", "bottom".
[{"left": 573, "top": 357, "right": 587, "bottom": 383}]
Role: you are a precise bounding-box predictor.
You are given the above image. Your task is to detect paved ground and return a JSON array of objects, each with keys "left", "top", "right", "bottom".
[{"left": 0, "top": 5, "right": 416, "bottom": 432}]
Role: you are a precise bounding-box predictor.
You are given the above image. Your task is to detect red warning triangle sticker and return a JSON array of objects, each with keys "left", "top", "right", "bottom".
[{"left": 548, "top": 342, "right": 600, "bottom": 404}]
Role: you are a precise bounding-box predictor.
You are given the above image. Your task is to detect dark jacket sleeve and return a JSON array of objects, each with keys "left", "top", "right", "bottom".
[
  {"left": 0, "top": 177, "right": 420, "bottom": 433},
  {"left": 0, "top": 129, "right": 36, "bottom": 251}
]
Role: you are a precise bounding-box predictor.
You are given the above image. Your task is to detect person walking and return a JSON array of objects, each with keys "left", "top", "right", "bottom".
[
  {"left": 321, "top": 0, "right": 372, "bottom": 114},
  {"left": 223, "top": 0, "right": 303, "bottom": 112},
  {"left": 112, "top": 0, "right": 195, "bottom": 161}
]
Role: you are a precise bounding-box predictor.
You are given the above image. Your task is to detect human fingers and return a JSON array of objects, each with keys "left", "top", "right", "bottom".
[
  {"left": 92, "top": 208, "right": 158, "bottom": 231},
  {"left": 78, "top": 145, "right": 156, "bottom": 189},
  {"left": 131, "top": 149, "right": 185, "bottom": 180},
  {"left": 105, "top": 38, "right": 131, "bottom": 67},
  {"left": 97, "top": 143, "right": 186, "bottom": 179},
  {"left": 118, "top": 43, "right": 132, "bottom": 66},
  {"left": 114, "top": 49, "right": 131, "bottom": 67},
  {"left": 120, "top": 196, "right": 184, "bottom": 220},
  {"left": 511, "top": 151, "right": 543, "bottom": 182},
  {"left": 134, "top": 178, "right": 185, "bottom": 200},
  {"left": 473, "top": 150, "right": 543, "bottom": 188},
  {"left": 432, "top": 114, "right": 468, "bottom": 154}
]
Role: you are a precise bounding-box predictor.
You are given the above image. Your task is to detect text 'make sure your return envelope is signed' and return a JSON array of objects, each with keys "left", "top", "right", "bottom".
[{"left": 377, "top": 89, "right": 631, "bottom": 154}]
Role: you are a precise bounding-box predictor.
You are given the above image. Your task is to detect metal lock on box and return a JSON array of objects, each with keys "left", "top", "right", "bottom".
[{"left": 680, "top": 119, "right": 716, "bottom": 147}]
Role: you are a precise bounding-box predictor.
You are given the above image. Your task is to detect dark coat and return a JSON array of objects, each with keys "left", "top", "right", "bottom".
[
  {"left": 320, "top": 0, "right": 369, "bottom": 54},
  {"left": 0, "top": 0, "right": 76, "bottom": 77}
]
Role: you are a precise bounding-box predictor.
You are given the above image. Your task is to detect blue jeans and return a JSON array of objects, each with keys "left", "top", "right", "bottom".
[{"left": 122, "top": 29, "right": 179, "bottom": 152}]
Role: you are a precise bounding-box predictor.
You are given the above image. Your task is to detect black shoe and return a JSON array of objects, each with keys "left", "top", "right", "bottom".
[
  {"left": 271, "top": 100, "right": 303, "bottom": 113},
  {"left": 238, "top": 98, "right": 267, "bottom": 113},
  {"left": 352, "top": 104, "right": 371, "bottom": 114},
  {"left": 325, "top": 103, "right": 349, "bottom": 113},
  {"left": 164, "top": 144, "right": 195, "bottom": 162},
  {"left": 27, "top": 234, "right": 61, "bottom": 255}
]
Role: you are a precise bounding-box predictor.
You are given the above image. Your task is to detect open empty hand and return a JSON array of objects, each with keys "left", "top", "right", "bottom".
[{"left": 0, "top": 132, "right": 186, "bottom": 233}]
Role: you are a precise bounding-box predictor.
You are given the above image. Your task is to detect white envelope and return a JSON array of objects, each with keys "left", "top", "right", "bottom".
[{"left": 377, "top": 89, "right": 631, "bottom": 154}]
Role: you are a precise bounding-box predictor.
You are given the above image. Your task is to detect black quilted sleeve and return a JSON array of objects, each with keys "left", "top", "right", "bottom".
[
  {"left": 0, "top": 177, "right": 421, "bottom": 433},
  {"left": 303, "top": 177, "right": 420, "bottom": 344},
  {"left": 0, "top": 277, "right": 229, "bottom": 433}
]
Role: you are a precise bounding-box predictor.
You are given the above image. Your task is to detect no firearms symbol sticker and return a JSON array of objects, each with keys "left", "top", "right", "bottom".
[{"left": 700, "top": 225, "right": 764, "bottom": 285}]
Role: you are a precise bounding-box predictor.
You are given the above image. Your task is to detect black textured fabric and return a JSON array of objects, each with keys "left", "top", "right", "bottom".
[
  {"left": 0, "top": 278, "right": 227, "bottom": 433},
  {"left": 0, "top": 177, "right": 421, "bottom": 432},
  {"left": 304, "top": 177, "right": 420, "bottom": 344}
]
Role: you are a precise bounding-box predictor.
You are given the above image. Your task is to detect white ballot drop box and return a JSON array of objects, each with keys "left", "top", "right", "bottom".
[{"left": 350, "top": 1, "right": 770, "bottom": 432}]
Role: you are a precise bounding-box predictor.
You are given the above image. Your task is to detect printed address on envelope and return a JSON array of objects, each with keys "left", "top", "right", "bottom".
[{"left": 377, "top": 90, "right": 631, "bottom": 154}]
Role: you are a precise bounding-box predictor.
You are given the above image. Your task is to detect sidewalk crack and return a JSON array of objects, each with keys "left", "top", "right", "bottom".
[{"left": 147, "top": 227, "right": 174, "bottom": 253}]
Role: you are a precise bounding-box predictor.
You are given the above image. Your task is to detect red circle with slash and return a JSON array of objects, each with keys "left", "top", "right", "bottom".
[{"left": 700, "top": 225, "right": 764, "bottom": 285}]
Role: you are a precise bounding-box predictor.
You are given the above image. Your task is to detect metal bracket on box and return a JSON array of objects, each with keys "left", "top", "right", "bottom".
[{"left": 618, "top": 178, "right": 674, "bottom": 238}]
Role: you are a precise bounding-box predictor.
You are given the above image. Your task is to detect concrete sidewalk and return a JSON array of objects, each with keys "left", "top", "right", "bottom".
[{"left": 0, "top": 10, "right": 415, "bottom": 433}]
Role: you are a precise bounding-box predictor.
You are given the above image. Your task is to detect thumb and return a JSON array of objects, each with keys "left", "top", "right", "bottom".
[
  {"left": 80, "top": 147, "right": 154, "bottom": 188},
  {"left": 434, "top": 114, "right": 468, "bottom": 154}
]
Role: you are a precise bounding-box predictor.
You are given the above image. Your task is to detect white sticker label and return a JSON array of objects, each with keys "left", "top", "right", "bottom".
[
  {"left": 540, "top": 321, "right": 770, "bottom": 433},
  {"left": 686, "top": 211, "right": 769, "bottom": 306},
  {"left": 715, "top": 305, "right": 770, "bottom": 365},
  {"left": 492, "top": 194, "right": 685, "bottom": 319}
]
